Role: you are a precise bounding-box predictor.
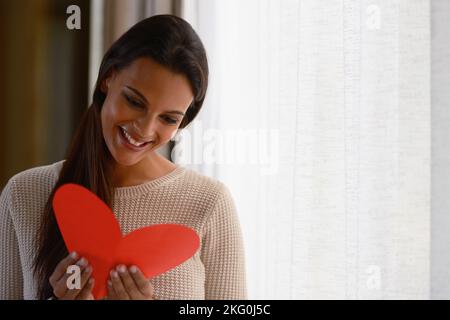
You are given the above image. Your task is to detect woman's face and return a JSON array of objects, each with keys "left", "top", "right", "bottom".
[{"left": 100, "top": 57, "right": 194, "bottom": 167}]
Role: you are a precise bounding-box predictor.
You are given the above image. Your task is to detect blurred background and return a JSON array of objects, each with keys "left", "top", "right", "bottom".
[
  {"left": 1, "top": 0, "right": 450, "bottom": 299},
  {"left": 0, "top": 0, "right": 90, "bottom": 185}
]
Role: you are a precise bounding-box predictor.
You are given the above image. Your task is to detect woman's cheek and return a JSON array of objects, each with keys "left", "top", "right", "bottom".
[
  {"left": 163, "top": 128, "right": 178, "bottom": 143},
  {"left": 170, "top": 129, "right": 178, "bottom": 140}
]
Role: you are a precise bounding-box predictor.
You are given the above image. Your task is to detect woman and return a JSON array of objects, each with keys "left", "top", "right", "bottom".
[{"left": 0, "top": 15, "right": 247, "bottom": 300}]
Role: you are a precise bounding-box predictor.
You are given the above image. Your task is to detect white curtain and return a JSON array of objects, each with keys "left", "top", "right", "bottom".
[{"left": 175, "top": 0, "right": 434, "bottom": 299}]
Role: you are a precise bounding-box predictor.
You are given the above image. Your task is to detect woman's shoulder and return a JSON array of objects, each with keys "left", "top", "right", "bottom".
[
  {"left": 179, "top": 167, "right": 234, "bottom": 203},
  {"left": 7, "top": 160, "right": 64, "bottom": 187},
  {"left": 3, "top": 160, "right": 64, "bottom": 202},
  {"left": 0, "top": 160, "right": 65, "bottom": 224}
]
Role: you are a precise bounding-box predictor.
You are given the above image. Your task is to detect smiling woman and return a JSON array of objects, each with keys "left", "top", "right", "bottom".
[
  {"left": 0, "top": 15, "right": 247, "bottom": 300},
  {"left": 100, "top": 57, "right": 194, "bottom": 186}
]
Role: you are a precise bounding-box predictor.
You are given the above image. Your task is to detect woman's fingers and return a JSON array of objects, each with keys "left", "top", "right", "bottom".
[
  {"left": 64, "top": 262, "right": 93, "bottom": 300},
  {"left": 110, "top": 268, "right": 130, "bottom": 300},
  {"left": 49, "top": 251, "right": 78, "bottom": 290},
  {"left": 56, "top": 257, "right": 89, "bottom": 299},
  {"left": 76, "top": 278, "right": 95, "bottom": 300},
  {"left": 51, "top": 257, "right": 155, "bottom": 300},
  {"left": 129, "top": 266, "right": 154, "bottom": 298},
  {"left": 59, "top": 257, "right": 88, "bottom": 296},
  {"left": 106, "top": 280, "right": 117, "bottom": 300},
  {"left": 85, "top": 293, "right": 95, "bottom": 300},
  {"left": 115, "top": 265, "right": 144, "bottom": 300},
  {"left": 53, "top": 256, "right": 87, "bottom": 298},
  {"left": 108, "top": 265, "right": 154, "bottom": 300}
]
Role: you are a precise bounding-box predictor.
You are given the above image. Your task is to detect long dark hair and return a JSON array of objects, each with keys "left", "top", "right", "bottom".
[{"left": 33, "top": 14, "right": 208, "bottom": 299}]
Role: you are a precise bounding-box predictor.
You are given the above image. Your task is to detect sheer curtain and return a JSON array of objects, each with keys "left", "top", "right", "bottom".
[{"left": 175, "top": 0, "right": 432, "bottom": 299}]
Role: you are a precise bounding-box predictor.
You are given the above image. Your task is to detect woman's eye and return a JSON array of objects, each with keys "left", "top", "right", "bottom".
[
  {"left": 124, "top": 94, "right": 142, "bottom": 108},
  {"left": 162, "top": 116, "right": 178, "bottom": 124}
]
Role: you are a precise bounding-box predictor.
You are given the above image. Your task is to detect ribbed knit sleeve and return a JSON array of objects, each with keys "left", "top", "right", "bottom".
[
  {"left": 200, "top": 182, "right": 247, "bottom": 300},
  {"left": 0, "top": 179, "right": 24, "bottom": 299}
]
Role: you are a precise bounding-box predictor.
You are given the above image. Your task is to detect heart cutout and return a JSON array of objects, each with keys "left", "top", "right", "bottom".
[{"left": 52, "top": 183, "right": 200, "bottom": 300}]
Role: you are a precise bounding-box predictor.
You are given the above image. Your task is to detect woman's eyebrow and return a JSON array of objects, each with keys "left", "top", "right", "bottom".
[{"left": 125, "top": 85, "right": 185, "bottom": 116}]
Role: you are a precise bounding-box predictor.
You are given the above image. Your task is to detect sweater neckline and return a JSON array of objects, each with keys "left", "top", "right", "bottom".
[{"left": 113, "top": 165, "right": 186, "bottom": 198}]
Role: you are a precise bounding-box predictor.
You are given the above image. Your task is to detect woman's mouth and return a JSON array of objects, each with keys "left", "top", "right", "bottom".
[{"left": 118, "top": 126, "right": 153, "bottom": 151}]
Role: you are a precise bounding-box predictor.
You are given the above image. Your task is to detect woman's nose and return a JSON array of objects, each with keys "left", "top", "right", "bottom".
[{"left": 134, "top": 116, "right": 158, "bottom": 139}]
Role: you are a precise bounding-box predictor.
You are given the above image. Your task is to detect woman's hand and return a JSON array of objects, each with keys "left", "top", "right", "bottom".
[
  {"left": 49, "top": 252, "right": 95, "bottom": 300},
  {"left": 106, "top": 265, "right": 155, "bottom": 300}
]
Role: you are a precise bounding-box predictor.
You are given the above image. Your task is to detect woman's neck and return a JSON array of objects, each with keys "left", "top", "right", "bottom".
[{"left": 108, "top": 153, "right": 176, "bottom": 188}]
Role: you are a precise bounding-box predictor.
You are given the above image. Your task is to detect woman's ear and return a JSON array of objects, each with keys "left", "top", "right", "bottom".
[
  {"left": 100, "top": 69, "right": 115, "bottom": 94},
  {"left": 100, "top": 77, "right": 111, "bottom": 94}
]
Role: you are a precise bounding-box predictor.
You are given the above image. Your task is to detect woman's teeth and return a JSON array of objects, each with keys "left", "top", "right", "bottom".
[{"left": 120, "top": 127, "right": 149, "bottom": 147}]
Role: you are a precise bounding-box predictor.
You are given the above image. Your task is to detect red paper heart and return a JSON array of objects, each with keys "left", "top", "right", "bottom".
[{"left": 52, "top": 183, "right": 200, "bottom": 300}]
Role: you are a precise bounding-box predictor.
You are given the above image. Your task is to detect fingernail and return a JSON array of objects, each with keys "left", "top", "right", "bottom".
[
  {"left": 77, "top": 258, "right": 87, "bottom": 266},
  {"left": 89, "top": 278, "right": 94, "bottom": 285},
  {"left": 129, "top": 266, "right": 137, "bottom": 273},
  {"left": 110, "top": 270, "right": 118, "bottom": 278},
  {"left": 70, "top": 252, "right": 78, "bottom": 259},
  {"left": 117, "top": 265, "right": 126, "bottom": 273},
  {"left": 85, "top": 265, "right": 92, "bottom": 273},
  {"left": 107, "top": 280, "right": 112, "bottom": 287}
]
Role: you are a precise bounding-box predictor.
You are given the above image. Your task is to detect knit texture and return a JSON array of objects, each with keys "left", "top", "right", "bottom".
[{"left": 0, "top": 160, "right": 247, "bottom": 300}]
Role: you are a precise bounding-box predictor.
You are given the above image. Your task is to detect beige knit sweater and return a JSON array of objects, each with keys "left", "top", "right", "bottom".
[{"left": 0, "top": 160, "right": 247, "bottom": 300}]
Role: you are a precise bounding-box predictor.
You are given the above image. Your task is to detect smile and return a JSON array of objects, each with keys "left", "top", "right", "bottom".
[{"left": 118, "top": 126, "right": 153, "bottom": 150}]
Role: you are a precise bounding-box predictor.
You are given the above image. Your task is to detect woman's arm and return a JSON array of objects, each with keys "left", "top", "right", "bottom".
[
  {"left": 0, "top": 179, "right": 24, "bottom": 299},
  {"left": 200, "top": 183, "right": 247, "bottom": 300}
]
